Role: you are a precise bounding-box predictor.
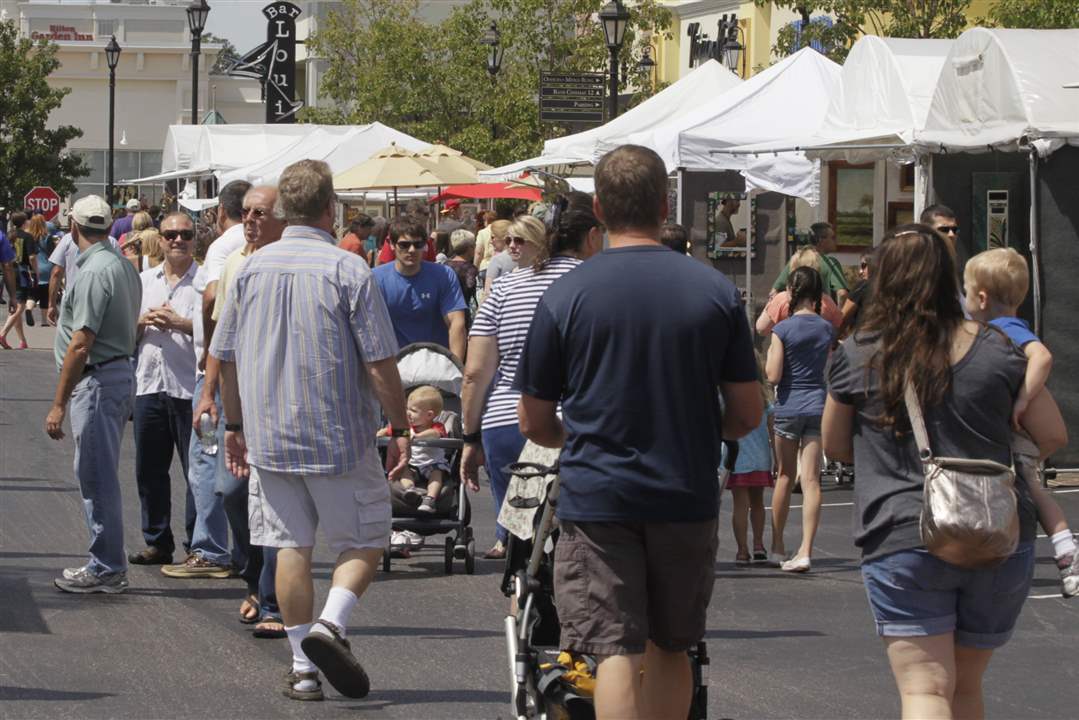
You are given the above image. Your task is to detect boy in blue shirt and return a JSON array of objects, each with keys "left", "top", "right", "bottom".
[{"left": 965, "top": 247, "right": 1077, "bottom": 597}]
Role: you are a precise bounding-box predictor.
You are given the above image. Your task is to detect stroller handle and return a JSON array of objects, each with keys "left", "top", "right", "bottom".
[
  {"left": 376, "top": 437, "right": 464, "bottom": 450},
  {"left": 503, "top": 461, "right": 559, "bottom": 479}
]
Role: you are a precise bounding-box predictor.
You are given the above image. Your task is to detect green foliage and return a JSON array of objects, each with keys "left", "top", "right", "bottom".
[
  {"left": 757, "top": 1, "right": 971, "bottom": 62},
  {"left": 0, "top": 21, "right": 86, "bottom": 211},
  {"left": 203, "top": 32, "right": 240, "bottom": 75},
  {"left": 986, "top": 0, "right": 1079, "bottom": 28},
  {"left": 301, "top": 0, "right": 672, "bottom": 167}
]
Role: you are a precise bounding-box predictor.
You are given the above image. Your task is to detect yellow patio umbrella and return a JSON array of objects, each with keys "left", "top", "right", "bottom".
[
  {"left": 418, "top": 144, "right": 493, "bottom": 178},
  {"left": 333, "top": 143, "right": 465, "bottom": 212}
]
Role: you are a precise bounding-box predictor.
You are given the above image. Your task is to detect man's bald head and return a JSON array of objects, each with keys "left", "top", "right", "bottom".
[{"left": 243, "top": 185, "right": 286, "bottom": 248}]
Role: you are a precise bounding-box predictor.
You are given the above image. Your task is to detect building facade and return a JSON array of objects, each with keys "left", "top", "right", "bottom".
[{"left": 3, "top": 0, "right": 264, "bottom": 208}]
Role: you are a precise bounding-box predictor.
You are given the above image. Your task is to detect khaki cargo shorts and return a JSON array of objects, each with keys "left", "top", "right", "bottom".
[
  {"left": 248, "top": 454, "right": 391, "bottom": 554},
  {"left": 554, "top": 518, "right": 719, "bottom": 656}
]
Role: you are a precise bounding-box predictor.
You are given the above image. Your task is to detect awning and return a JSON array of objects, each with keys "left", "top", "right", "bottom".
[
  {"left": 121, "top": 165, "right": 219, "bottom": 184},
  {"left": 428, "top": 183, "right": 541, "bottom": 203}
]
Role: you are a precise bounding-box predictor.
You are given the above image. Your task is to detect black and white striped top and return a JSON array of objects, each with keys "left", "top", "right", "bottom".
[{"left": 469, "top": 256, "right": 582, "bottom": 430}]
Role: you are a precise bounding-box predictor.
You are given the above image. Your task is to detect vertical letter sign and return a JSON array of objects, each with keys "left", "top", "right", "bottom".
[{"left": 262, "top": 2, "right": 302, "bottom": 123}]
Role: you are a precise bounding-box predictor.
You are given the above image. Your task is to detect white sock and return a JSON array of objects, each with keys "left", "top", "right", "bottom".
[
  {"left": 315, "top": 586, "right": 358, "bottom": 638},
  {"left": 285, "top": 623, "right": 315, "bottom": 674},
  {"left": 1050, "top": 530, "right": 1077, "bottom": 561}
]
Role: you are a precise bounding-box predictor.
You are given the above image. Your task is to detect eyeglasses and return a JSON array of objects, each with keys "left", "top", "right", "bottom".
[
  {"left": 395, "top": 240, "right": 426, "bottom": 251},
  {"left": 937, "top": 225, "right": 959, "bottom": 234},
  {"left": 242, "top": 207, "right": 270, "bottom": 219},
  {"left": 506, "top": 236, "right": 527, "bottom": 246},
  {"left": 162, "top": 229, "right": 195, "bottom": 241}
]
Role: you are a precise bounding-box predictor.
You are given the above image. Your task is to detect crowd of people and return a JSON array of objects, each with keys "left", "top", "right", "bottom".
[{"left": 22, "top": 140, "right": 1079, "bottom": 718}]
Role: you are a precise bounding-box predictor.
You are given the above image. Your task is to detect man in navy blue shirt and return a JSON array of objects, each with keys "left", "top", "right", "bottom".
[
  {"left": 514, "top": 144, "right": 763, "bottom": 720},
  {"left": 372, "top": 217, "right": 467, "bottom": 361}
]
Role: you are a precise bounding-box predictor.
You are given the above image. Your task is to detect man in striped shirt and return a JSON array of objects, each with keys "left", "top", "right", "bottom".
[{"left": 210, "top": 159, "right": 411, "bottom": 702}]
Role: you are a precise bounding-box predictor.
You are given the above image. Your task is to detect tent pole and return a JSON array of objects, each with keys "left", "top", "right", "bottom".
[
  {"left": 745, "top": 192, "right": 753, "bottom": 324},
  {"left": 394, "top": 187, "right": 399, "bottom": 215},
  {"left": 675, "top": 170, "right": 683, "bottom": 224},
  {"left": 1029, "top": 149, "right": 1042, "bottom": 338}
]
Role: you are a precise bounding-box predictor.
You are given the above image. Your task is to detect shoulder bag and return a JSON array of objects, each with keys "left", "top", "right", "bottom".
[{"left": 904, "top": 382, "right": 1019, "bottom": 569}]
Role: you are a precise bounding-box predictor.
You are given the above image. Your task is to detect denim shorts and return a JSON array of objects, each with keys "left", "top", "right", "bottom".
[
  {"left": 860, "top": 541, "right": 1034, "bottom": 649},
  {"left": 773, "top": 414, "right": 821, "bottom": 441}
]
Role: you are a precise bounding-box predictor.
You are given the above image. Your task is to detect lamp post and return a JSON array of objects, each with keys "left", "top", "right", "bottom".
[
  {"left": 638, "top": 45, "right": 656, "bottom": 93},
  {"left": 186, "top": 0, "right": 211, "bottom": 125},
  {"left": 481, "top": 21, "right": 504, "bottom": 138},
  {"left": 105, "top": 35, "right": 121, "bottom": 206},
  {"left": 599, "top": 0, "right": 629, "bottom": 120}
]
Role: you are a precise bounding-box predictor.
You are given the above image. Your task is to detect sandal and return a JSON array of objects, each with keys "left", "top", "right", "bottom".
[
  {"left": 735, "top": 553, "right": 751, "bottom": 566},
  {"left": 239, "top": 595, "right": 260, "bottom": 624},
  {"left": 282, "top": 668, "right": 324, "bottom": 702},
  {"left": 301, "top": 620, "right": 370, "bottom": 699},
  {"left": 752, "top": 548, "right": 768, "bottom": 564},
  {"left": 483, "top": 543, "right": 506, "bottom": 560},
  {"left": 253, "top": 616, "right": 287, "bottom": 639}
]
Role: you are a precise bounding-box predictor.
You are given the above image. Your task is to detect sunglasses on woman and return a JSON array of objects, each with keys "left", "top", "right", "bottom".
[
  {"left": 162, "top": 229, "right": 195, "bottom": 241},
  {"left": 506, "top": 236, "right": 527, "bottom": 246}
]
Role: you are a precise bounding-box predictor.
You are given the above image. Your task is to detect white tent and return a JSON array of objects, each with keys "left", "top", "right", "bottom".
[
  {"left": 477, "top": 155, "right": 591, "bottom": 183},
  {"left": 542, "top": 59, "right": 742, "bottom": 162},
  {"left": 918, "top": 28, "right": 1079, "bottom": 155},
  {"left": 217, "top": 123, "right": 429, "bottom": 186},
  {"left": 631, "top": 47, "right": 841, "bottom": 203}
]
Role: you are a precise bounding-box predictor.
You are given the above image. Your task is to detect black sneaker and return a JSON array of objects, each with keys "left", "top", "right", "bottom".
[
  {"left": 54, "top": 567, "right": 128, "bottom": 594},
  {"left": 25, "top": 310, "right": 35, "bottom": 326},
  {"left": 128, "top": 547, "right": 173, "bottom": 565}
]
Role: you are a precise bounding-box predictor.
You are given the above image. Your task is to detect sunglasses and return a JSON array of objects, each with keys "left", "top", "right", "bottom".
[
  {"left": 937, "top": 225, "right": 959, "bottom": 234},
  {"left": 506, "top": 236, "right": 528, "bottom": 246},
  {"left": 162, "top": 229, "right": 195, "bottom": 241},
  {"left": 395, "top": 240, "right": 426, "bottom": 251}
]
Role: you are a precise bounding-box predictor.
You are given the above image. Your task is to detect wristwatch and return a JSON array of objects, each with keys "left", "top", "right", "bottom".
[
  {"left": 462, "top": 431, "right": 482, "bottom": 444},
  {"left": 389, "top": 426, "right": 411, "bottom": 438},
  {"left": 225, "top": 422, "right": 243, "bottom": 432}
]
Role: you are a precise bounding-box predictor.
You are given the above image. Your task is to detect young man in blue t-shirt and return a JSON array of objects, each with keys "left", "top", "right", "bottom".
[
  {"left": 514, "top": 144, "right": 763, "bottom": 719},
  {"left": 372, "top": 217, "right": 467, "bottom": 361}
]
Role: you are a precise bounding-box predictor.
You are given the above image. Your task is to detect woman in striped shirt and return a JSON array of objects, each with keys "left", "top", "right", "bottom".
[{"left": 460, "top": 194, "right": 604, "bottom": 559}]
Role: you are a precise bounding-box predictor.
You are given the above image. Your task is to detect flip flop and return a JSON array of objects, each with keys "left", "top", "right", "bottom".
[
  {"left": 301, "top": 620, "right": 370, "bottom": 699},
  {"left": 239, "top": 595, "right": 260, "bottom": 625},
  {"left": 254, "top": 617, "right": 287, "bottom": 639}
]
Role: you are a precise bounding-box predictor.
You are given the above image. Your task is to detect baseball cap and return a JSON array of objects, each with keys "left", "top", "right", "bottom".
[
  {"left": 440, "top": 199, "right": 461, "bottom": 214},
  {"left": 126, "top": 198, "right": 140, "bottom": 211},
  {"left": 70, "top": 195, "right": 113, "bottom": 231}
]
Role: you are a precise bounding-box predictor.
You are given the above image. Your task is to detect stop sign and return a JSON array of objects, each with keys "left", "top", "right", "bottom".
[{"left": 24, "top": 186, "right": 61, "bottom": 222}]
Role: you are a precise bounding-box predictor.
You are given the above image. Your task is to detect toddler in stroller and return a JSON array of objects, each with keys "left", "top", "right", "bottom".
[{"left": 378, "top": 343, "right": 475, "bottom": 574}]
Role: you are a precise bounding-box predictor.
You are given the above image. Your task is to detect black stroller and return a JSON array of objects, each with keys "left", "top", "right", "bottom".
[
  {"left": 377, "top": 343, "right": 475, "bottom": 574},
  {"left": 501, "top": 442, "right": 736, "bottom": 719}
]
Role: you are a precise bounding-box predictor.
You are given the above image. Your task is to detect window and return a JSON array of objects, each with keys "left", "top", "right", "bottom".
[{"left": 97, "top": 19, "right": 118, "bottom": 38}]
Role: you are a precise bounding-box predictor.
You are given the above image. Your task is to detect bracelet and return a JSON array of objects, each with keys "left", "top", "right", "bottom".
[
  {"left": 462, "top": 431, "right": 482, "bottom": 444},
  {"left": 224, "top": 422, "right": 243, "bottom": 432}
]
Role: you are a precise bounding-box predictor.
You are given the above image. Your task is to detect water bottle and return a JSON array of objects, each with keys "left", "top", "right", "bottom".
[{"left": 197, "top": 412, "right": 218, "bottom": 456}]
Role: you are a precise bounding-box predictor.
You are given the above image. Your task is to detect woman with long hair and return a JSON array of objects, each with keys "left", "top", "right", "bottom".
[
  {"left": 461, "top": 193, "right": 604, "bottom": 559},
  {"left": 824, "top": 224, "right": 1067, "bottom": 719},
  {"left": 0, "top": 212, "right": 38, "bottom": 348},
  {"left": 766, "top": 266, "right": 833, "bottom": 571}
]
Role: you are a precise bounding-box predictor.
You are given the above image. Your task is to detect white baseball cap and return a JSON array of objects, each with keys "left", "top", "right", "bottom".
[
  {"left": 70, "top": 195, "right": 113, "bottom": 231},
  {"left": 126, "top": 198, "right": 140, "bottom": 211}
]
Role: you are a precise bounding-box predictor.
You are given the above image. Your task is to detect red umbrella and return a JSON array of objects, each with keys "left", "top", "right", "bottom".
[{"left": 428, "top": 183, "right": 542, "bottom": 204}]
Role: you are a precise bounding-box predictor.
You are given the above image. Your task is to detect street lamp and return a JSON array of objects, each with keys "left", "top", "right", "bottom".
[
  {"left": 720, "top": 15, "right": 745, "bottom": 78},
  {"left": 481, "top": 21, "right": 503, "bottom": 80},
  {"left": 105, "top": 35, "right": 121, "bottom": 206},
  {"left": 186, "top": 0, "right": 211, "bottom": 125},
  {"left": 638, "top": 45, "right": 656, "bottom": 91},
  {"left": 599, "top": 0, "right": 630, "bottom": 120}
]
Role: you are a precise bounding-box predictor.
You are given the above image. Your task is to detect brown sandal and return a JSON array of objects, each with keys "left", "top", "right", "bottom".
[{"left": 239, "top": 595, "right": 260, "bottom": 624}]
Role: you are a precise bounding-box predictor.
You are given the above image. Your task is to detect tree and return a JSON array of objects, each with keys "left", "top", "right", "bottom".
[
  {"left": 302, "top": 0, "right": 672, "bottom": 167},
  {"left": 0, "top": 20, "right": 86, "bottom": 211},
  {"left": 987, "top": 0, "right": 1079, "bottom": 28},
  {"left": 757, "top": 1, "right": 971, "bottom": 62},
  {"left": 203, "top": 32, "right": 240, "bottom": 75}
]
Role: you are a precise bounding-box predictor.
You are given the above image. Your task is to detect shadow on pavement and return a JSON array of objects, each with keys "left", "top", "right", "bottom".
[
  {"left": 0, "top": 686, "right": 115, "bottom": 701},
  {"left": 341, "top": 687, "right": 505, "bottom": 708},
  {"left": 347, "top": 624, "right": 501, "bottom": 640},
  {"left": 705, "top": 628, "right": 826, "bottom": 640}
]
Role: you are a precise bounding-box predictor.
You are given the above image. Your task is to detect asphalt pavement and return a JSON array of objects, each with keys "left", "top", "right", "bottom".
[{"left": 2, "top": 330, "right": 1077, "bottom": 719}]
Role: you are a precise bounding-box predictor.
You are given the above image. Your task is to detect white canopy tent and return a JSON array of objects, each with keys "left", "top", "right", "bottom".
[
  {"left": 918, "top": 28, "right": 1079, "bottom": 156},
  {"left": 216, "top": 123, "right": 429, "bottom": 186},
  {"left": 630, "top": 48, "right": 842, "bottom": 204},
  {"left": 477, "top": 155, "right": 591, "bottom": 183},
  {"left": 542, "top": 59, "right": 742, "bottom": 162}
]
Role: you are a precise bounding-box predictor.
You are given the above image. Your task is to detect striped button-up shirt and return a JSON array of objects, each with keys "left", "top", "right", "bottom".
[{"left": 209, "top": 225, "right": 398, "bottom": 475}]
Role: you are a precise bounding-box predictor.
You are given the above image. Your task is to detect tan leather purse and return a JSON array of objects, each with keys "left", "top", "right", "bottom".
[{"left": 905, "top": 383, "right": 1019, "bottom": 569}]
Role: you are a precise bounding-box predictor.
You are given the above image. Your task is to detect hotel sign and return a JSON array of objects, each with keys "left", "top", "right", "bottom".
[{"left": 31, "top": 25, "right": 94, "bottom": 42}]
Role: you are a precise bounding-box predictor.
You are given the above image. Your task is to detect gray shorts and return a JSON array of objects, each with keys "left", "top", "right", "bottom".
[
  {"left": 248, "top": 454, "right": 391, "bottom": 554},
  {"left": 774, "top": 414, "right": 822, "bottom": 441}
]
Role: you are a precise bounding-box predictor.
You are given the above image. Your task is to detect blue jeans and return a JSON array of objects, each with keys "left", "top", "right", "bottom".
[
  {"left": 69, "top": 362, "right": 135, "bottom": 576},
  {"left": 218, "top": 458, "right": 257, "bottom": 586},
  {"left": 259, "top": 546, "right": 280, "bottom": 620},
  {"left": 133, "top": 392, "right": 195, "bottom": 555},
  {"left": 185, "top": 375, "right": 230, "bottom": 565},
  {"left": 482, "top": 424, "right": 527, "bottom": 545}
]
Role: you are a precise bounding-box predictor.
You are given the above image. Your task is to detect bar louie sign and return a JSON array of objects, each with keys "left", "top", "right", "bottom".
[{"left": 31, "top": 25, "right": 94, "bottom": 42}]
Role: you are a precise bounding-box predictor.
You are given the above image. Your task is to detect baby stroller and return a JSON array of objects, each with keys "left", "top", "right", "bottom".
[
  {"left": 378, "top": 343, "right": 475, "bottom": 574},
  {"left": 501, "top": 442, "right": 735, "bottom": 720}
]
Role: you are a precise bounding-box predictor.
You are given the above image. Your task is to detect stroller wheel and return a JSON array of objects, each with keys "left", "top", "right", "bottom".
[
  {"left": 465, "top": 539, "right": 476, "bottom": 575},
  {"left": 444, "top": 537, "right": 455, "bottom": 575}
]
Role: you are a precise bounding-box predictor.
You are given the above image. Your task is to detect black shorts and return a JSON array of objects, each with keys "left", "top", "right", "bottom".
[
  {"left": 32, "top": 284, "right": 49, "bottom": 308},
  {"left": 554, "top": 518, "right": 718, "bottom": 656}
]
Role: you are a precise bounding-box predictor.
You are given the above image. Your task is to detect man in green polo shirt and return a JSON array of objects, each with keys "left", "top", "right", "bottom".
[
  {"left": 772, "top": 222, "right": 849, "bottom": 305},
  {"left": 46, "top": 194, "right": 142, "bottom": 594}
]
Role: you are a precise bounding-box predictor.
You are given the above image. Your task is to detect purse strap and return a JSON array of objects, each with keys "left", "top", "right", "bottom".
[{"left": 903, "top": 382, "right": 934, "bottom": 463}]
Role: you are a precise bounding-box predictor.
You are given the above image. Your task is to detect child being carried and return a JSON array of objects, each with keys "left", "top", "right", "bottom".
[{"left": 379, "top": 385, "right": 450, "bottom": 514}]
